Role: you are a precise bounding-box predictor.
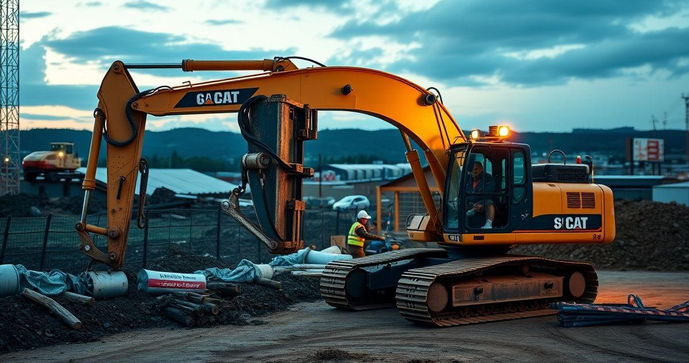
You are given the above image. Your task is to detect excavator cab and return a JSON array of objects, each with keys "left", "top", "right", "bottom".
[{"left": 443, "top": 141, "right": 533, "bottom": 238}]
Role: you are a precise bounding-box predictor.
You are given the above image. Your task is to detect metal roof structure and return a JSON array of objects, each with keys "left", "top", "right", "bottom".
[
  {"left": 653, "top": 181, "right": 689, "bottom": 188},
  {"left": 77, "top": 167, "right": 237, "bottom": 196}
]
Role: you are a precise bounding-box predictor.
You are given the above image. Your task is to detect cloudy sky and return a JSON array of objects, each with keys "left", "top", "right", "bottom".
[{"left": 18, "top": 0, "right": 689, "bottom": 132}]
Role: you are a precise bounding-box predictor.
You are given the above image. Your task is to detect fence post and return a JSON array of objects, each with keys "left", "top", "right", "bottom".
[
  {"left": 0, "top": 216, "right": 11, "bottom": 264},
  {"left": 216, "top": 208, "right": 221, "bottom": 260},
  {"left": 40, "top": 214, "right": 52, "bottom": 271},
  {"left": 188, "top": 210, "right": 193, "bottom": 255},
  {"left": 335, "top": 209, "right": 340, "bottom": 235},
  {"left": 142, "top": 209, "right": 150, "bottom": 268}
]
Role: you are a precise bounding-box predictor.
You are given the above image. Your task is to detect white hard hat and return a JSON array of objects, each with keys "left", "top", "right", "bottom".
[{"left": 357, "top": 210, "right": 372, "bottom": 220}]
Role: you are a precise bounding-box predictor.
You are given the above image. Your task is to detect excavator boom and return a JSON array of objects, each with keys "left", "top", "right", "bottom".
[{"left": 77, "top": 58, "right": 462, "bottom": 268}]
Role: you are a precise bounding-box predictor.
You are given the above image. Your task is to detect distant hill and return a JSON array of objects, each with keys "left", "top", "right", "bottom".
[{"left": 19, "top": 127, "right": 688, "bottom": 167}]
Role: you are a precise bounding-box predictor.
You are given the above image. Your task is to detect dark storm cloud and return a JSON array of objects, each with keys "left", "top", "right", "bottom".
[
  {"left": 21, "top": 114, "right": 81, "bottom": 121},
  {"left": 329, "top": 0, "right": 689, "bottom": 86},
  {"left": 20, "top": 41, "right": 98, "bottom": 108},
  {"left": 42, "top": 26, "right": 292, "bottom": 67},
  {"left": 21, "top": 11, "right": 52, "bottom": 19},
  {"left": 21, "top": 27, "right": 295, "bottom": 110},
  {"left": 21, "top": 43, "right": 48, "bottom": 86},
  {"left": 79, "top": 1, "right": 103, "bottom": 7},
  {"left": 263, "top": 0, "right": 350, "bottom": 10},
  {"left": 205, "top": 19, "right": 242, "bottom": 26},
  {"left": 122, "top": 0, "right": 170, "bottom": 12}
]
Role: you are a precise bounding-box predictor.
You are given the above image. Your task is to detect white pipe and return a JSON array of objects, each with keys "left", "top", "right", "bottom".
[
  {"left": 291, "top": 270, "right": 324, "bottom": 277},
  {"left": 320, "top": 246, "right": 342, "bottom": 254},
  {"left": 255, "top": 264, "right": 274, "bottom": 279},
  {"left": 0, "top": 264, "right": 20, "bottom": 297},
  {"left": 136, "top": 269, "right": 205, "bottom": 296},
  {"left": 305, "top": 250, "right": 352, "bottom": 265}
]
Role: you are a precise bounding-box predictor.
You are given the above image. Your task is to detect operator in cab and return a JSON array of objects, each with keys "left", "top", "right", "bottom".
[
  {"left": 347, "top": 210, "right": 385, "bottom": 258},
  {"left": 466, "top": 161, "right": 496, "bottom": 229}
]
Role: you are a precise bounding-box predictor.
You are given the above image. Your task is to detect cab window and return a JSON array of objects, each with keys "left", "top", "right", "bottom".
[
  {"left": 513, "top": 151, "right": 526, "bottom": 204},
  {"left": 464, "top": 147, "right": 508, "bottom": 230},
  {"left": 444, "top": 151, "right": 465, "bottom": 229}
]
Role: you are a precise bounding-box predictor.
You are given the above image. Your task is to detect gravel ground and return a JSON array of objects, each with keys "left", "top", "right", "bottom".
[
  {"left": 3, "top": 271, "right": 687, "bottom": 363},
  {"left": 0, "top": 255, "right": 320, "bottom": 354}
]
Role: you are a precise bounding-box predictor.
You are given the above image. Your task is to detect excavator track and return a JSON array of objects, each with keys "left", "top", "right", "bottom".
[
  {"left": 396, "top": 255, "right": 598, "bottom": 327},
  {"left": 320, "top": 248, "right": 448, "bottom": 310}
]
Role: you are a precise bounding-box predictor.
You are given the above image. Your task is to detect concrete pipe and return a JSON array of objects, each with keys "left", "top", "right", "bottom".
[
  {"left": 0, "top": 264, "right": 20, "bottom": 297},
  {"left": 88, "top": 270, "right": 129, "bottom": 299},
  {"left": 256, "top": 264, "right": 274, "bottom": 279}
]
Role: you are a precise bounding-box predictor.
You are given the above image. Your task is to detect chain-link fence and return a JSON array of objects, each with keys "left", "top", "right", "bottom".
[{"left": 0, "top": 208, "right": 360, "bottom": 273}]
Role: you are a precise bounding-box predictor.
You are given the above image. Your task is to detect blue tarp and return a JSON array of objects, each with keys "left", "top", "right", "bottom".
[
  {"left": 268, "top": 248, "right": 311, "bottom": 267},
  {"left": 194, "top": 259, "right": 263, "bottom": 283},
  {"left": 15, "top": 265, "right": 89, "bottom": 296},
  {"left": 194, "top": 248, "right": 312, "bottom": 283}
]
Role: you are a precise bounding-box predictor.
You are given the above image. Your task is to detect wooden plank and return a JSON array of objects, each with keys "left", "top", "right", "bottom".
[
  {"left": 62, "top": 291, "right": 96, "bottom": 307},
  {"left": 22, "top": 289, "right": 83, "bottom": 329}
]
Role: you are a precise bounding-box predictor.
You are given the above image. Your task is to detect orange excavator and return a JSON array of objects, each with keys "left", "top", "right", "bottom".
[{"left": 76, "top": 57, "right": 615, "bottom": 326}]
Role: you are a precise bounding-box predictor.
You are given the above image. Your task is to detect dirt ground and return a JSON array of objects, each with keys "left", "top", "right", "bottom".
[{"left": 3, "top": 270, "right": 687, "bottom": 363}]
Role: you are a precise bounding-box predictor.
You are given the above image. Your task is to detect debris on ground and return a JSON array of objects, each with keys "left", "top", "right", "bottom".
[
  {"left": 0, "top": 193, "right": 106, "bottom": 217},
  {"left": 156, "top": 292, "right": 221, "bottom": 327},
  {"left": 306, "top": 348, "right": 372, "bottom": 362},
  {"left": 514, "top": 200, "right": 689, "bottom": 271},
  {"left": 21, "top": 288, "right": 83, "bottom": 330},
  {"left": 553, "top": 294, "right": 689, "bottom": 327},
  {"left": 0, "top": 254, "right": 321, "bottom": 353},
  {"left": 146, "top": 187, "right": 179, "bottom": 206}
]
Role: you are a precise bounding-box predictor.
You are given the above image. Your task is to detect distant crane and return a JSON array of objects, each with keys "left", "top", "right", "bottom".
[{"left": 0, "top": 0, "right": 20, "bottom": 195}]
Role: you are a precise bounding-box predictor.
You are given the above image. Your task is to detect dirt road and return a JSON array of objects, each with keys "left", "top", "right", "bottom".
[{"left": 3, "top": 271, "right": 688, "bottom": 362}]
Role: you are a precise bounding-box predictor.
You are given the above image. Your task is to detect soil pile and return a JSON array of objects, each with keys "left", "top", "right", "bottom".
[
  {"left": 0, "top": 194, "right": 106, "bottom": 217},
  {"left": 514, "top": 200, "right": 689, "bottom": 271},
  {"left": 0, "top": 255, "right": 321, "bottom": 353},
  {"left": 147, "top": 187, "right": 178, "bottom": 206},
  {"left": 305, "top": 348, "right": 372, "bottom": 362},
  {"left": 0, "top": 193, "right": 41, "bottom": 217}
]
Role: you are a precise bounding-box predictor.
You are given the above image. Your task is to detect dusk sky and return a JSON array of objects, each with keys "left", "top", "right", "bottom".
[{"left": 18, "top": 0, "right": 689, "bottom": 132}]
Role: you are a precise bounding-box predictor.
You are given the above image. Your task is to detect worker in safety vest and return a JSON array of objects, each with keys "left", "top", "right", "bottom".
[{"left": 347, "top": 210, "right": 385, "bottom": 258}]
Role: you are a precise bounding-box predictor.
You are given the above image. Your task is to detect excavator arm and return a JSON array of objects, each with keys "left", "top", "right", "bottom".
[{"left": 76, "top": 58, "right": 464, "bottom": 269}]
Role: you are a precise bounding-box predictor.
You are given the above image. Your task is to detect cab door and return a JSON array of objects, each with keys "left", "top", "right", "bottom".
[{"left": 509, "top": 147, "right": 533, "bottom": 231}]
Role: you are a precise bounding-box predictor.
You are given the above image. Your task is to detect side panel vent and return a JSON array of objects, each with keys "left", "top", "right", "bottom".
[
  {"left": 566, "top": 192, "right": 581, "bottom": 209},
  {"left": 581, "top": 192, "right": 596, "bottom": 209}
]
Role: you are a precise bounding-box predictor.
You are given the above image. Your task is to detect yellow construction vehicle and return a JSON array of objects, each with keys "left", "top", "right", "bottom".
[
  {"left": 76, "top": 57, "right": 614, "bottom": 326},
  {"left": 22, "top": 142, "right": 81, "bottom": 182}
]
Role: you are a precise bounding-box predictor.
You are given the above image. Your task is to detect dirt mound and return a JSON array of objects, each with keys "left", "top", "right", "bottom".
[
  {"left": 147, "top": 187, "right": 178, "bottom": 206},
  {"left": 43, "top": 196, "right": 107, "bottom": 215},
  {"left": 0, "top": 194, "right": 106, "bottom": 217},
  {"left": 514, "top": 200, "right": 689, "bottom": 271},
  {"left": 0, "top": 271, "right": 161, "bottom": 352},
  {"left": 0, "top": 255, "right": 321, "bottom": 353},
  {"left": 307, "top": 349, "right": 371, "bottom": 362},
  {"left": 0, "top": 193, "right": 41, "bottom": 217}
]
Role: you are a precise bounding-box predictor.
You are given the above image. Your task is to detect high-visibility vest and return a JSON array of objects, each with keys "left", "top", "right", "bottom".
[{"left": 347, "top": 222, "right": 365, "bottom": 247}]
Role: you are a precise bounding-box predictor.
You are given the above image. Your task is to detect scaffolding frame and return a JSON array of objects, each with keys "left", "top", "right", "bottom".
[{"left": 0, "top": 0, "right": 20, "bottom": 195}]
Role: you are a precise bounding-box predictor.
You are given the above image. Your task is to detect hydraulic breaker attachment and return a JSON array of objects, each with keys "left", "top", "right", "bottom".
[{"left": 223, "top": 94, "right": 317, "bottom": 254}]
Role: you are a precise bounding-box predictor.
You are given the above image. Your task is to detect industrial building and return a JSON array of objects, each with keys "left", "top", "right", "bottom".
[{"left": 653, "top": 181, "right": 689, "bottom": 206}]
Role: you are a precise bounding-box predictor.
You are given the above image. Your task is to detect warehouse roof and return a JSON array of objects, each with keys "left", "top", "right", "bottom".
[
  {"left": 77, "top": 167, "right": 237, "bottom": 196},
  {"left": 653, "top": 181, "right": 689, "bottom": 188}
]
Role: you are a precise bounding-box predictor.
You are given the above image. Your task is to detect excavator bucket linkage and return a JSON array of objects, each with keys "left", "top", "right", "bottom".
[{"left": 222, "top": 95, "right": 317, "bottom": 254}]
